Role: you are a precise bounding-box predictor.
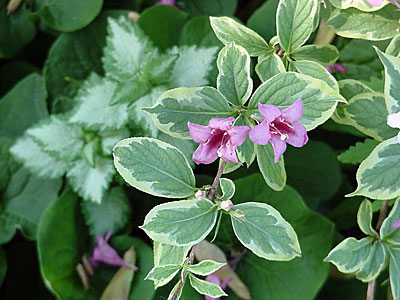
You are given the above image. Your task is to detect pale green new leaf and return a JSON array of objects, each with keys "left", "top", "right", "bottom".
[
  {"left": 217, "top": 42, "right": 253, "bottom": 106},
  {"left": 389, "top": 246, "right": 400, "bottom": 300},
  {"left": 380, "top": 198, "right": 400, "bottom": 241},
  {"left": 69, "top": 74, "right": 129, "bottom": 131},
  {"left": 330, "top": 0, "right": 389, "bottom": 11},
  {"left": 255, "top": 53, "right": 286, "bottom": 82},
  {"left": 338, "top": 139, "right": 379, "bottom": 165},
  {"left": 10, "top": 136, "right": 69, "bottom": 179},
  {"left": 168, "top": 45, "right": 218, "bottom": 88},
  {"left": 82, "top": 187, "right": 132, "bottom": 237},
  {"left": 141, "top": 198, "right": 218, "bottom": 246},
  {"left": 249, "top": 72, "right": 345, "bottom": 131},
  {"left": 168, "top": 280, "right": 185, "bottom": 300},
  {"left": 343, "top": 92, "right": 397, "bottom": 141},
  {"left": 145, "top": 264, "right": 181, "bottom": 287},
  {"left": 144, "top": 87, "right": 234, "bottom": 139},
  {"left": 256, "top": 144, "right": 286, "bottom": 191},
  {"left": 357, "top": 199, "right": 379, "bottom": 238},
  {"left": 113, "top": 138, "right": 196, "bottom": 198},
  {"left": 291, "top": 60, "right": 339, "bottom": 92},
  {"left": 376, "top": 48, "right": 400, "bottom": 114},
  {"left": 324, "top": 237, "right": 373, "bottom": 273},
  {"left": 234, "top": 116, "right": 256, "bottom": 167},
  {"left": 185, "top": 260, "right": 226, "bottom": 276},
  {"left": 102, "top": 17, "right": 153, "bottom": 82},
  {"left": 188, "top": 273, "right": 227, "bottom": 298},
  {"left": 276, "top": 0, "right": 319, "bottom": 53},
  {"left": 348, "top": 137, "right": 400, "bottom": 200},
  {"left": 219, "top": 178, "right": 235, "bottom": 201},
  {"left": 291, "top": 44, "right": 339, "bottom": 66},
  {"left": 356, "top": 242, "right": 388, "bottom": 282},
  {"left": 231, "top": 202, "right": 301, "bottom": 261},
  {"left": 82, "top": 139, "right": 100, "bottom": 167},
  {"left": 26, "top": 115, "right": 84, "bottom": 162},
  {"left": 209, "top": 16, "right": 272, "bottom": 56},
  {"left": 66, "top": 157, "right": 115, "bottom": 203},
  {"left": 326, "top": 7, "right": 399, "bottom": 41}
]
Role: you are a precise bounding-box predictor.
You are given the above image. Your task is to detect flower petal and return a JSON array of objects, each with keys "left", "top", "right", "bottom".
[
  {"left": 393, "top": 218, "right": 400, "bottom": 229},
  {"left": 286, "top": 123, "right": 308, "bottom": 147},
  {"left": 209, "top": 117, "right": 235, "bottom": 131},
  {"left": 192, "top": 143, "right": 219, "bottom": 165},
  {"left": 387, "top": 111, "right": 400, "bottom": 129},
  {"left": 270, "top": 135, "right": 287, "bottom": 163},
  {"left": 282, "top": 98, "right": 303, "bottom": 123},
  {"left": 249, "top": 122, "right": 271, "bottom": 145},
  {"left": 258, "top": 104, "right": 281, "bottom": 123},
  {"left": 366, "top": 0, "right": 383, "bottom": 5},
  {"left": 228, "top": 126, "right": 250, "bottom": 146},
  {"left": 219, "top": 141, "right": 239, "bottom": 164},
  {"left": 188, "top": 122, "right": 212, "bottom": 143}
]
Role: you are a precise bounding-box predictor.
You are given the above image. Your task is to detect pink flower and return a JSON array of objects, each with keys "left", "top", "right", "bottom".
[
  {"left": 325, "top": 63, "right": 347, "bottom": 74},
  {"left": 366, "top": 0, "right": 400, "bottom": 8},
  {"left": 249, "top": 99, "right": 308, "bottom": 163},
  {"left": 393, "top": 218, "right": 400, "bottom": 229},
  {"left": 387, "top": 111, "right": 400, "bottom": 143},
  {"left": 204, "top": 274, "right": 232, "bottom": 300},
  {"left": 188, "top": 118, "right": 250, "bottom": 164},
  {"left": 91, "top": 232, "right": 137, "bottom": 270},
  {"left": 155, "top": 0, "right": 179, "bottom": 8}
]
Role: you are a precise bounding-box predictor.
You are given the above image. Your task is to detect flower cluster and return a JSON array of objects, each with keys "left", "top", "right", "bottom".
[{"left": 188, "top": 99, "right": 308, "bottom": 164}]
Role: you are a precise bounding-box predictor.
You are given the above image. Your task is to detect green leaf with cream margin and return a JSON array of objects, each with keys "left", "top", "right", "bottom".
[
  {"left": 219, "top": 178, "right": 235, "bottom": 200},
  {"left": 291, "top": 45, "right": 339, "bottom": 66},
  {"left": 230, "top": 202, "right": 301, "bottom": 261},
  {"left": 209, "top": 16, "right": 272, "bottom": 56},
  {"left": 113, "top": 138, "right": 196, "bottom": 198},
  {"left": 380, "top": 197, "right": 400, "bottom": 242},
  {"left": 348, "top": 137, "right": 400, "bottom": 200},
  {"left": 357, "top": 199, "right": 379, "bottom": 238},
  {"left": 389, "top": 246, "right": 400, "bottom": 299},
  {"left": 326, "top": 7, "right": 399, "bottom": 41},
  {"left": 256, "top": 144, "right": 286, "bottom": 191},
  {"left": 144, "top": 264, "right": 181, "bottom": 287},
  {"left": 248, "top": 72, "right": 345, "bottom": 131},
  {"left": 255, "top": 54, "right": 286, "bottom": 82},
  {"left": 188, "top": 273, "right": 227, "bottom": 298},
  {"left": 276, "top": 0, "right": 319, "bottom": 53},
  {"left": 376, "top": 48, "right": 400, "bottom": 114},
  {"left": 185, "top": 260, "right": 226, "bottom": 276},
  {"left": 144, "top": 87, "right": 234, "bottom": 140},
  {"left": 141, "top": 198, "right": 218, "bottom": 247},
  {"left": 216, "top": 42, "right": 253, "bottom": 106},
  {"left": 330, "top": 0, "right": 388, "bottom": 11}
]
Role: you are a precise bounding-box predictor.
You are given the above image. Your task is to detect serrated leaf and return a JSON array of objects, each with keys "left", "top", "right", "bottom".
[
  {"left": 141, "top": 198, "right": 218, "bottom": 246},
  {"left": 338, "top": 139, "right": 380, "bottom": 165},
  {"left": 66, "top": 157, "right": 115, "bottom": 203},
  {"left": 113, "top": 137, "right": 196, "bottom": 198},
  {"left": 210, "top": 16, "right": 272, "bottom": 56},
  {"left": 102, "top": 16, "right": 154, "bottom": 82},
  {"left": 356, "top": 242, "right": 388, "bottom": 282},
  {"left": 326, "top": 7, "right": 399, "bottom": 40},
  {"left": 231, "top": 202, "right": 301, "bottom": 261},
  {"left": 291, "top": 60, "right": 339, "bottom": 92},
  {"left": 111, "top": 79, "right": 150, "bottom": 105},
  {"left": 69, "top": 74, "right": 129, "bottom": 131},
  {"left": 348, "top": 137, "right": 400, "bottom": 200},
  {"left": 248, "top": 72, "right": 345, "bottom": 131},
  {"left": 82, "top": 187, "right": 131, "bottom": 237},
  {"left": 343, "top": 92, "right": 397, "bottom": 141},
  {"left": 99, "top": 129, "right": 130, "bottom": 154},
  {"left": 145, "top": 264, "right": 181, "bottom": 287},
  {"left": 217, "top": 42, "right": 253, "bottom": 106},
  {"left": 82, "top": 139, "right": 101, "bottom": 167},
  {"left": 144, "top": 87, "right": 234, "bottom": 139},
  {"left": 376, "top": 48, "right": 400, "bottom": 114},
  {"left": 185, "top": 260, "right": 225, "bottom": 276},
  {"left": 291, "top": 44, "right": 339, "bottom": 66},
  {"left": 188, "top": 273, "right": 227, "bottom": 298},
  {"left": 389, "top": 246, "right": 400, "bottom": 300},
  {"left": 255, "top": 53, "right": 286, "bottom": 82},
  {"left": 324, "top": 237, "right": 373, "bottom": 273},
  {"left": 219, "top": 178, "right": 235, "bottom": 200},
  {"left": 143, "top": 53, "right": 178, "bottom": 86},
  {"left": 10, "top": 136, "right": 69, "bottom": 179},
  {"left": 276, "top": 0, "right": 319, "bottom": 53},
  {"left": 168, "top": 45, "right": 218, "bottom": 88},
  {"left": 380, "top": 198, "right": 400, "bottom": 242},
  {"left": 357, "top": 200, "right": 379, "bottom": 238},
  {"left": 256, "top": 144, "right": 286, "bottom": 191},
  {"left": 26, "top": 115, "right": 84, "bottom": 162}
]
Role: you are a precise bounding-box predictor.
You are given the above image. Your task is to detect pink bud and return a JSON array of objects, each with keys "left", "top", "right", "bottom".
[
  {"left": 220, "top": 200, "right": 233, "bottom": 212},
  {"left": 195, "top": 190, "right": 206, "bottom": 198}
]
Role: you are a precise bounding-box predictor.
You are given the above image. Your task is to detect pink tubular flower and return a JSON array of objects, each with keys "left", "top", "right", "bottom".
[
  {"left": 366, "top": 0, "right": 400, "bottom": 8},
  {"left": 249, "top": 98, "right": 308, "bottom": 163},
  {"left": 393, "top": 218, "right": 400, "bottom": 229},
  {"left": 205, "top": 274, "right": 232, "bottom": 300},
  {"left": 188, "top": 117, "right": 250, "bottom": 165},
  {"left": 91, "top": 231, "right": 137, "bottom": 270},
  {"left": 155, "top": 0, "right": 179, "bottom": 8},
  {"left": 325, "top": 63, "right": 347, "bottom": 74}
]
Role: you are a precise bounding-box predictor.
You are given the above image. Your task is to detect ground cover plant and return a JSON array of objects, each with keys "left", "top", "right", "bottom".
[{"left": 1, "top": 0, "right": 400, "bottom": 299}]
